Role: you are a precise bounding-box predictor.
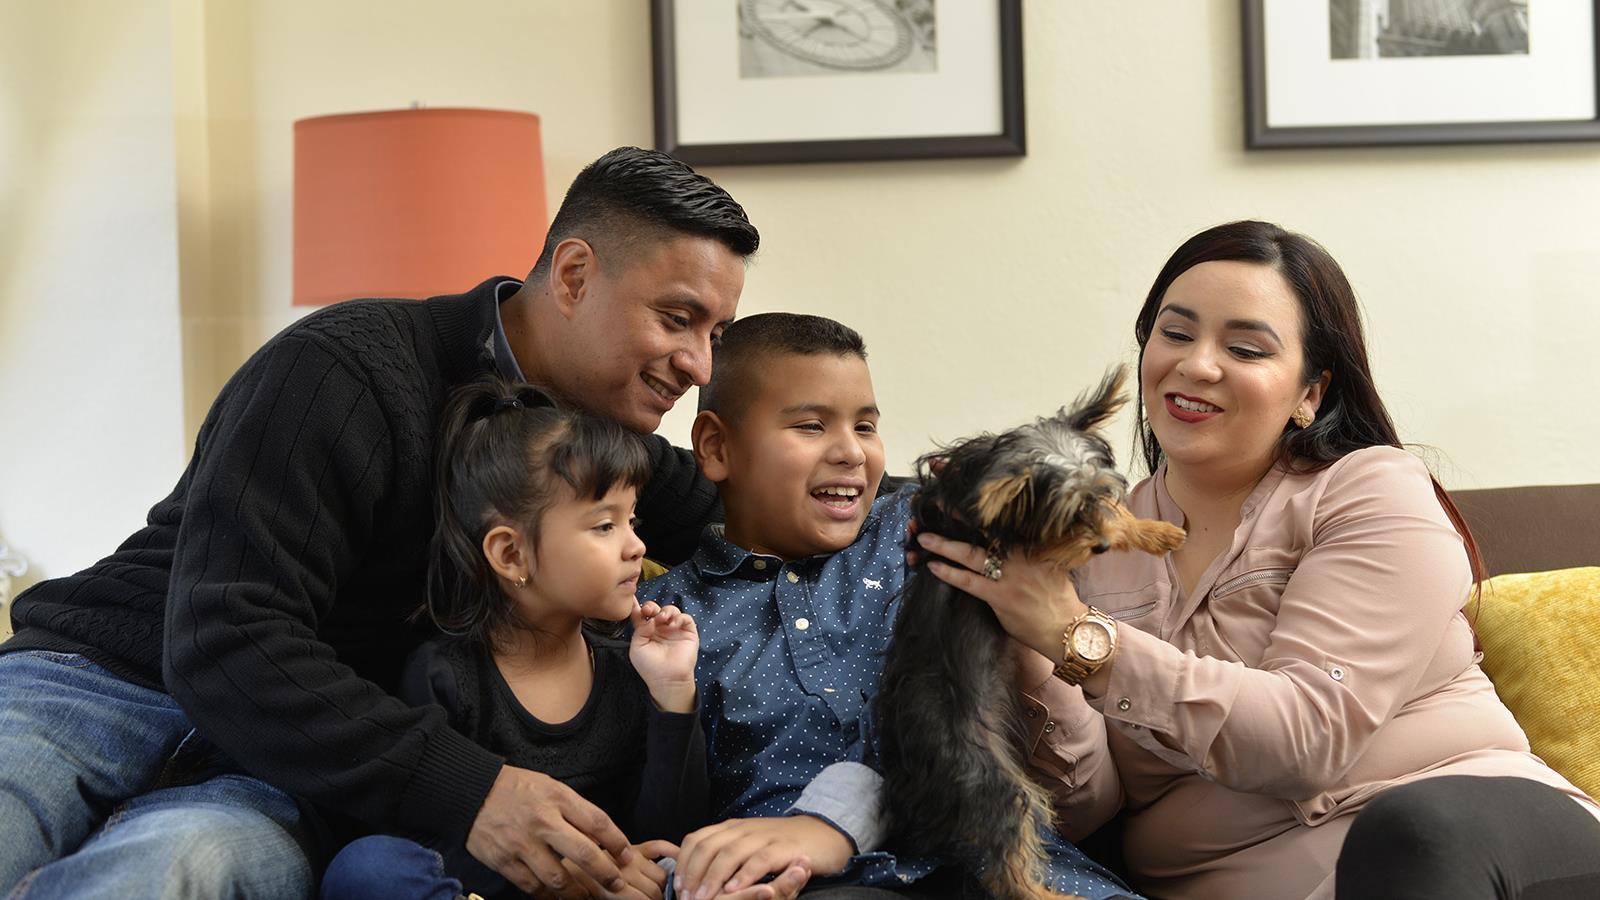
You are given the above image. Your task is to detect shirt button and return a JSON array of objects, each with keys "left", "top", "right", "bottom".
[
  {"left": 795, "top": 618, "right": 810, "bottom": 631},
  {"left": 1117, "top": 698, "right": 1132, "bottom": 712},
  {"left": 752, "top": 559, "right": 767, "bottom": 571},
  {"left": 1043, "top": 721, "right": 1057, "bottom": 734},
  {"left": 786, "top": 571, "right": 800, "bottom": 584},
  {"left": 1330, "top": 666, "right": 1346, "bottom": 682},
  {"left": 1026, "top": 707, "right": 1038, "bottom": 719}
]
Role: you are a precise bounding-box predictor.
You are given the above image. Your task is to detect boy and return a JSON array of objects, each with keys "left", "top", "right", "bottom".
[{"left": 639, "top": 313, "right": 1134, "bottom": 899}]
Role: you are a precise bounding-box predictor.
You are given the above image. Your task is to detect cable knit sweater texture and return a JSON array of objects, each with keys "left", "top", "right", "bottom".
[{"left": 3, "top": 278, "right": 719, "bottom": 845}]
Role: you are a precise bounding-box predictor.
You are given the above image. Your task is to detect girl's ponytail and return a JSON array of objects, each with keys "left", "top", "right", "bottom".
[{"left": 425, "top": 379, "right": 550, "bottom": 639}]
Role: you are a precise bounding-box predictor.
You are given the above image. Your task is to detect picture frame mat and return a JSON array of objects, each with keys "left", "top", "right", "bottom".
[
  {"left": 674, "top": 3, "right": 1003, "bottom": 145},
  {"left": 1264, "top": 0, "right": 1595, "bottom": 129}
]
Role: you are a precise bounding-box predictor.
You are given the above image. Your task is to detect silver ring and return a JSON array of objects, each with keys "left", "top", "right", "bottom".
[{"left": 983, "top": 554, "right": 1003, "bottom": 581}]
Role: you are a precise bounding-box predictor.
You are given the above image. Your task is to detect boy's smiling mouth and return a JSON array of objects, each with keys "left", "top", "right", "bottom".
[{"left": 811, "top": 483, "right": 865, "bottom": 518}]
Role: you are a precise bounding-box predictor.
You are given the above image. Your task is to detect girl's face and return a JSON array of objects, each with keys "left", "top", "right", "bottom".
[
  {"left": 1140, "top": 260, "right": 1326, "bottom": 486},
  {"left": 523, "top": 483, "right": 647, "bottom": 623}
]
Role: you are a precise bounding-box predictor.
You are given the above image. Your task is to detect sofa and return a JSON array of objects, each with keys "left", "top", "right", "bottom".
[
  {"left": 1454, "top": 482, "right": 1600, "bottom": 578},
  {"left": 1452, "top": 482, "right": 1600, "bottom": 800}
]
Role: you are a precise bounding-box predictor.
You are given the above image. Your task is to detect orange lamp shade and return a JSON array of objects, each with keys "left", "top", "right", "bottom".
[{"left": 293, "top": 108, "right": 547, "bottom": 305}]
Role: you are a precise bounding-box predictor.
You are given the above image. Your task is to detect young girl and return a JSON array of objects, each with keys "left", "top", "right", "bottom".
[{"left": 321, "top": 378, "right": 707, "bottom": 900}]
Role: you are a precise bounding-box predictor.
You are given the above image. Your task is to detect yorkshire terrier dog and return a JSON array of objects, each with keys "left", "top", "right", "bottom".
[{"left": 874, "top": 367, "right": 1185, "bottom": 900}]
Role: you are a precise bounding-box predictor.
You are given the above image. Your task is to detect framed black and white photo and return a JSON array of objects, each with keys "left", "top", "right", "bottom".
[
  {"left": 1244, "top": 0, "right": 1600, "bottom": 148},
  {"left": 651, "top": 0, "right": 1024, "bottom": 165}
]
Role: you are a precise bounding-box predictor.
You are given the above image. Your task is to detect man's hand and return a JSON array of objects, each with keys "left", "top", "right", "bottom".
[
  {"left": 555, "top": 840, "right": 679, "bottom": 900},
  {"left": 466, "top": 765, "right": 632, "bottom": 896},
  {"left": 676, "top": 815, "right": 847, "bottom": 900}
]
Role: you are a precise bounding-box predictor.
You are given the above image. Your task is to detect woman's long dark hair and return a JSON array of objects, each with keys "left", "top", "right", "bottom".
[
  {"left": 425, "top": 377, "right": 652, "bottom": 645},
  {"left": 1133, "top": 220, "right": 1486, "bottom": 586}
]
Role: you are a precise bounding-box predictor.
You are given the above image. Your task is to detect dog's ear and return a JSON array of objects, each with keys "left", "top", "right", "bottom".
[
  {"left": 1065, "top": 366, "right": 1129, "bottom": 435},
  {"left": 975, "top": 471, "right": 1032, "bottom": 532}
]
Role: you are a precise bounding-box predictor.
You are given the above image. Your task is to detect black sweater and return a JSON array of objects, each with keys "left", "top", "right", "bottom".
[
  {"left": 4, "top": 279, "right": 719, "bottom": 845},
  {"left": 404, "top": 634, "right": 708, "bottom": 899}
]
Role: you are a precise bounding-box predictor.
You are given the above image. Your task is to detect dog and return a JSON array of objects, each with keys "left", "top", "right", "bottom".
[{"left": 874, "top": 367, "right": 1185, "bottom": 900}]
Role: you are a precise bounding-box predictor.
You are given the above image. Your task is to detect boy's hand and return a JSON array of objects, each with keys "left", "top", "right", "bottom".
[
  {"left": 675, "top": 815, "right": 849, "bottom": 900},
  {"left": 710, "top": 863, "right": 812, "bottom": 900},
  {"left": 629, "top": 601, "right": 698, "bottom": 713}
]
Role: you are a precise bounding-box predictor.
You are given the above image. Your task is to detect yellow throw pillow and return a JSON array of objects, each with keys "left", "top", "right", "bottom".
[{"left": 1474, "top": 566, "right": 1600, "bottom": 799}]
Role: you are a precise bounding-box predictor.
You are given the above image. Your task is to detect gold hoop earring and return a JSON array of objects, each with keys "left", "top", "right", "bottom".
[
  {"left": 515, "top": 574, "right": 529, "bottom": 589},
  {"left": 1291, "top": 407, "right": 1314, "bottom": 429}
]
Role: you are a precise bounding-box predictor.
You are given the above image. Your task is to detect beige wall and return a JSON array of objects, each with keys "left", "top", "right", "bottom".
[
  {"left": 186, "top": 0, "right": 1600, "bottom": 489},
  {"left": 0, "top": 0, "right": 185, "bottom": 591},
  {"left": 6, "top": 0, "right": 1598, "bottom": 579}
]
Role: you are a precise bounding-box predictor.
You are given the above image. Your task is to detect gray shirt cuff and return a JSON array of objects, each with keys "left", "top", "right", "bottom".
[{"left": 785, "top": 761, "right": 886, "bottom": 853}]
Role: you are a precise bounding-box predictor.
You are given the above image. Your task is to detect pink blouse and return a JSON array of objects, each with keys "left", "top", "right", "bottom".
[{"left": 1075, "top": 446, "right": 1599, "bottom": 900}]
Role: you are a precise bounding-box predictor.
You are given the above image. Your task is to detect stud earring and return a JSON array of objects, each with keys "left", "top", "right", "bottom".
[
  {"left": 1291, "top": 407, "right": 1314, "bottom": 429},
  {"left": 515, "top": 574, "right": 529, "bottom": 589}
]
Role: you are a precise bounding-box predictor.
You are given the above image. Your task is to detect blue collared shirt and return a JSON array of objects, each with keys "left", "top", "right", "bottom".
[{"left": 639, "top": 487, "right": 937, "bottom": 886}]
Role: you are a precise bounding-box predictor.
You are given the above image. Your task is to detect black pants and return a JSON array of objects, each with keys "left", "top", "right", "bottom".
[{"left": 1336, "top": 775, "right": 1600, "bottom": 900}]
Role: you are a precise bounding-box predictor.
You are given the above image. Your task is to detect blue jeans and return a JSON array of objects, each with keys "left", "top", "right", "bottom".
[
  {"left": 321, "top": 835, "right": 463, "bottom": 900},
  {"left": 0, "top": 650, "right": 315, "bottom": 899},
  {"left": 324, "top": 836, "right": 683, "bottom": 900}
]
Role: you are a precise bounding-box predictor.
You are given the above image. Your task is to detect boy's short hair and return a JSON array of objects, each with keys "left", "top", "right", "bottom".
[{"left": 699, "top": 313, "right": 867, "bottom": 425}]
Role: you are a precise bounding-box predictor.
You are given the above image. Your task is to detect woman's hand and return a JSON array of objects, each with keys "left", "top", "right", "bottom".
[
  {"left": 629, "top": 601, "right": 699, "bottom": 714},
  {"left": 915, "top": 531, "right": 1088, "bottom": 663}
]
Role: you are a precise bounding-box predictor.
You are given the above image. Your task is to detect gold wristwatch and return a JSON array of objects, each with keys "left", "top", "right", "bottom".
[{"left": 1053, "top": 606, "right": 1118, "bottom": 686}]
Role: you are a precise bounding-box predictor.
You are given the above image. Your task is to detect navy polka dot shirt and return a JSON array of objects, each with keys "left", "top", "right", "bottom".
[{"left": 640, "top": 488, "right": 914, "bottom": 824}]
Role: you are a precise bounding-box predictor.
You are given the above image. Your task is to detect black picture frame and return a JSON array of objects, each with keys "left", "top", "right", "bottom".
[
  {"left": 1243, "top": 0, "right": 1600, "bottom": 149},
  {"left": 651, "top": 0, "right": 1025, "bottom": 166}
]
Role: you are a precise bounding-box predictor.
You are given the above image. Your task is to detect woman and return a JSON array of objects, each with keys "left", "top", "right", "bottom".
[{"left": 916, "top": 221, "right": 1600, "bottom": 899}]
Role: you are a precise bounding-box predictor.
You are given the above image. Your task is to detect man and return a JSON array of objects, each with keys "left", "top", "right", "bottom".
[{"left": 0, "top": 147, "right": 794, "bottom": 899}]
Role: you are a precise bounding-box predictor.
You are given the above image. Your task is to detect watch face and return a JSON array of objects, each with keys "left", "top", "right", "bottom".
[
  {"left": 1071, "top": 621, "right": 1113, "bottom": 663},
  {"left": 740, "top": 0, "right": 915, "bottom": 70}
]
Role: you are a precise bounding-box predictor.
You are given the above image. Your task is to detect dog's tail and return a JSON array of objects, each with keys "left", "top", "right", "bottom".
[{"left": 877, "top": 574, "right": 1072, "bottom": 900}]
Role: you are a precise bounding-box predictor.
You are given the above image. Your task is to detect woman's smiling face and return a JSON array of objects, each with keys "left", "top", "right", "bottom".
[{"left": 1140, "top": 259, "right": 1327, "bottom": 484}]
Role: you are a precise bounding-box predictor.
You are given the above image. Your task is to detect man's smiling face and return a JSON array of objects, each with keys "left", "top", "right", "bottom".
[{"left": 559, "top": 235, "right": 744, "bottom": 433}]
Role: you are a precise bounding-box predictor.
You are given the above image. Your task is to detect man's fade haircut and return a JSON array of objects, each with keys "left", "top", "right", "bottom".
[
  {"left": 699, "top": 313, "right": 867, "bottom": 425},
  {"left": 528, "top": 146, "right": 759, "bottom": 279}
]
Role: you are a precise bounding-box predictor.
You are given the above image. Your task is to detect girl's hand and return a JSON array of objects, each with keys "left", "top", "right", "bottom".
[
  {"left": 629, "top": 601, "right": 698, "bottom": 714},
  {"left": 915, "top": 531, "right": 1088, "bottom": 662}
]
